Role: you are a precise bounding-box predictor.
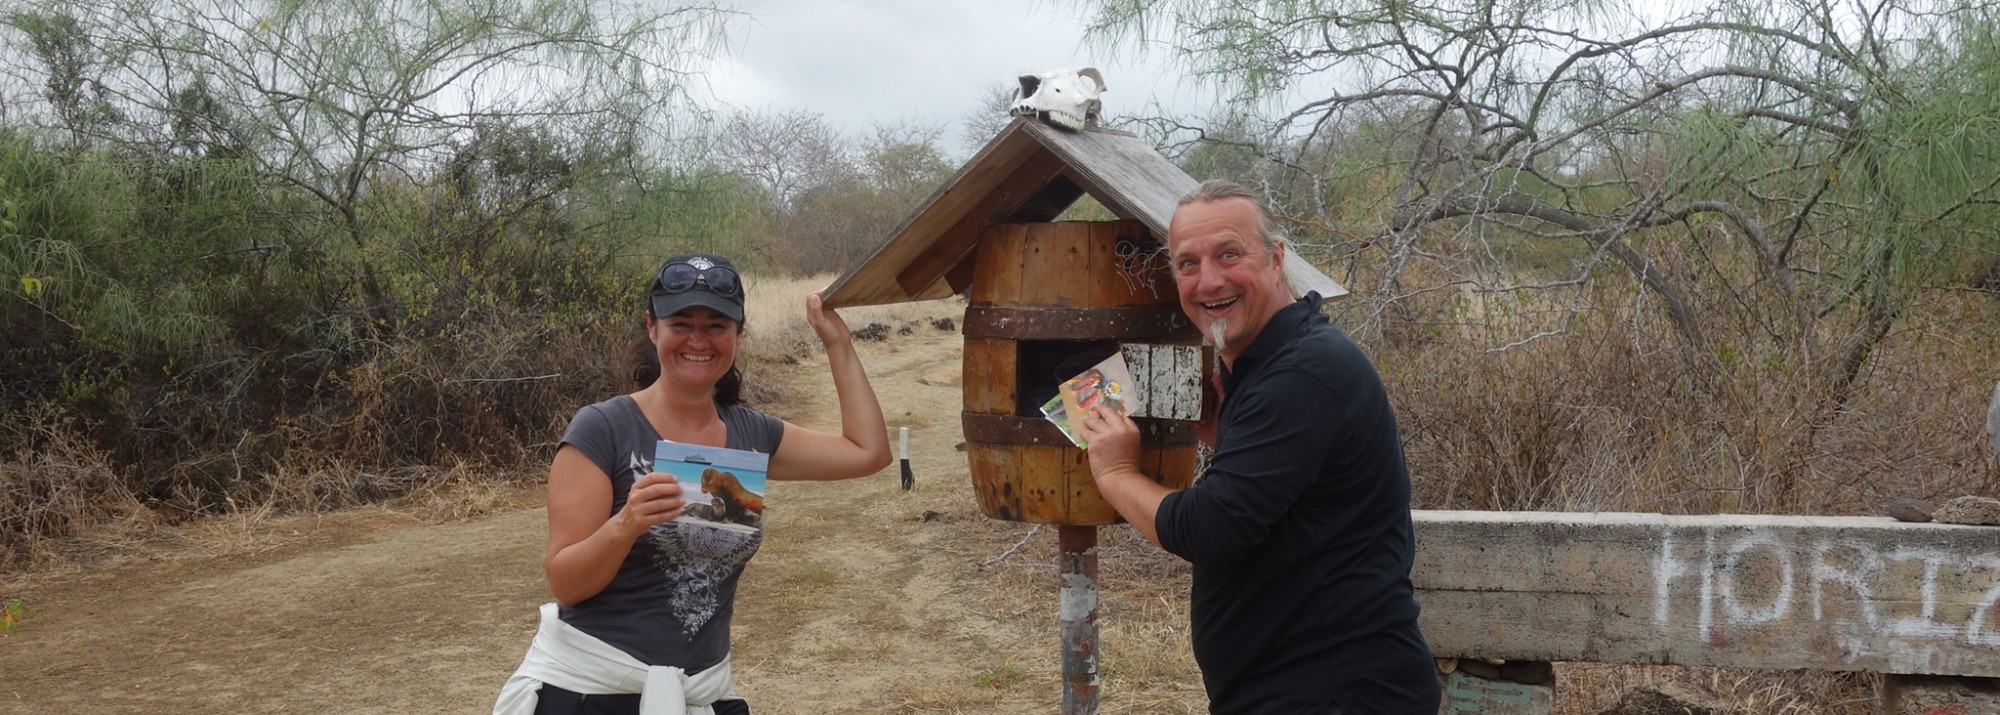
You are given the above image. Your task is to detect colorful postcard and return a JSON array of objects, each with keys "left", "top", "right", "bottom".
[
  {"left": 654, "top": 439, "right": 769, "bottom": 534},
  {"left": 1041, "top": 394, "right": 1085, "bottom": 448},
  {"left": 1044, "top": 352, "right": 1144, "bottom": 449}
]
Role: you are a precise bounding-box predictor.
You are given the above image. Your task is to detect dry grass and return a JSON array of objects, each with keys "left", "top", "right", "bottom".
[
  {"left": 738, "top": 272, "right": 966, "bottom": 369},
  {"left": 1556, "top": 663, "right": 1877, "bottom": 714},
  {"left": 1367, "top": 279, "right": 2000, "bottom": 516},
  {"left": 0, "top": 406, "right": 156, "bottom": 569}
]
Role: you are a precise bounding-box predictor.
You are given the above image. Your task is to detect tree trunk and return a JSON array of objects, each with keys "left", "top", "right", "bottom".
[{"left": 1986, "top": 380, "right": 1999, "bottom": 459}]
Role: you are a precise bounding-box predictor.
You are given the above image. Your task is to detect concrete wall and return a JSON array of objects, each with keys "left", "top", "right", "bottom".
[{"left": 1411, "top": 511, "right": 2000, "bottom": 677}]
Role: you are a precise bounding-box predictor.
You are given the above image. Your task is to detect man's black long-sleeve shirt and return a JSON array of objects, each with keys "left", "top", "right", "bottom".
[{"left": 1156, "top": 293, "right": 1439, "bottom": 714}]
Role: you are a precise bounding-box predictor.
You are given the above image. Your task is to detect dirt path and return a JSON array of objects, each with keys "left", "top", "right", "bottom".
[{"left": 0, "top": 330, "right": 1206, "bottom": 714}]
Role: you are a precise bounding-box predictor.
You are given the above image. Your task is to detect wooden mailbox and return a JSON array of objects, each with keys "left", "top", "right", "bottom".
[
  {"left": 958, "top": 219, "right": 1202, "bottom": 524},
  {"left": 822, "top": 118, "right": 1348, "bottom": 525}
]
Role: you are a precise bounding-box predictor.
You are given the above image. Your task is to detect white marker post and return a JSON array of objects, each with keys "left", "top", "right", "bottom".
[{"left": 898, "top": 426, "right": 913, "bottom": 490}]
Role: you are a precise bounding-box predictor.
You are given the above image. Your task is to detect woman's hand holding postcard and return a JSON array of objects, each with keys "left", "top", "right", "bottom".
[{"left": 654, "top": 440, "right": 769, "bottom": 534}]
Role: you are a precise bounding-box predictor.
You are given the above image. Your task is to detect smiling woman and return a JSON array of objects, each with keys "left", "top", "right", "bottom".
[{"left": 492, "top": 252, "right": 894, "bottom": 715}]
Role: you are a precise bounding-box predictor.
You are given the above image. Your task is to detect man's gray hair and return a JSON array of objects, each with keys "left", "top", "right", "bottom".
[{"left": 1177, "top": 179, "right": 1286, "bottom": 252}]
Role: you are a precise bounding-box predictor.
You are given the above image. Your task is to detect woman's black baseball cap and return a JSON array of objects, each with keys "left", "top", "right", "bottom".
[{"left": 648, "top": 253, "right": 745, "bottom": 322}]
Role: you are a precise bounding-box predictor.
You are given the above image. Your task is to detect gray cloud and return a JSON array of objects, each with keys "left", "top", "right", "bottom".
[{"left": 705, "top": 0, "right": 1214, "bottom": 153}]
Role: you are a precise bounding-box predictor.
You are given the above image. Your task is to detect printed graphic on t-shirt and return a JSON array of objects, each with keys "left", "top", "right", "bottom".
[{"left": 623, "top": 452, "right": 762, "bottom": 636}]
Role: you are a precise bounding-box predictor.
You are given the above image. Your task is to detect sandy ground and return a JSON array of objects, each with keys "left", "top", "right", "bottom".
[{"left": 0, "top": 329, "right": 1210, "bottom": 715}]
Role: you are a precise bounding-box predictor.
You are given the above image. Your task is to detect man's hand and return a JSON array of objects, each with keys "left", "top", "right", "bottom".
[
  {"left": 1080, "top": 405, "right": 1142, "bottom": 482},
  {"left": 1078, "top": 404, "right": 1169, "bottom": 546}
]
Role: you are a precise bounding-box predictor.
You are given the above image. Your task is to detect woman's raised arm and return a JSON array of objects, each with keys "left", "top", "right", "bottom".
[{"left": 769, "top": 291, "right": 892, "bottom": 480}]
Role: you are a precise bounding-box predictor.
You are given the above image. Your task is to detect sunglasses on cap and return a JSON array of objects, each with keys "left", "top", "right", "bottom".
[{"left": 653, "top": 260, "right": 742, "bottom": 299}]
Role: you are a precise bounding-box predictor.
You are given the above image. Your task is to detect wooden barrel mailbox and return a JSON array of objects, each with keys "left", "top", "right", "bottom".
[{"left": 960, "top": 220, "right": 1202, "bottom": 524}]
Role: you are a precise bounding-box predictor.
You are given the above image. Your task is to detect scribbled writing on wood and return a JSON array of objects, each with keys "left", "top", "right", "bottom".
[
  {"left": 1650, "top": 526, "right": 2000, "bottom": 675},
  {"left": 1412, "top": 513, "right": 2000, "bottom": 678}
]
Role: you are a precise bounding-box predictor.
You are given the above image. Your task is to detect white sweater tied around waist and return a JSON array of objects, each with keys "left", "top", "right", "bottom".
[{"left": 494, "top": 603, "right": 736, "bottom": 715}]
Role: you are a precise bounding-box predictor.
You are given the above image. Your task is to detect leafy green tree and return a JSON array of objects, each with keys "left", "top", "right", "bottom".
[
  {"left": 0, "top": 0, "right": 749, "bottom": 513},
  {"left": 1, "top": 0, "right": 736, "bottom": 326}
]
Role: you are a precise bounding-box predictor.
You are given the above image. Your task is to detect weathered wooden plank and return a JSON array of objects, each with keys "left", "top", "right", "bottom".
[
  {"left": 966, "top": 443, "right": 1022, "bottom": 522},
  {"left": 1018, "top": 223, "right": 1093, "bottom": 307},
  {"left": 960, "top": 338, "right": 1016, "bottom": 415},
  {"left": 971, "top": 224, "right": 1027, "bottom": 307},
  {"left": 1061, "top": 446, "right": 1117, "bottom": 525},
  {"left": 894, "top": 149, "right": 1070, "bottom": 303},
  {"left": 1120, "top": 342, "right": 1148, "bottom": 417},
  {"left": 1156, "top": 445, "right": 1196, "bottom": 492},
  {"left": 1024, "top": 123, "right": 1192, "bottom": 238},
  {"left": 1412, "top": 511, "right": 2000, "bottom": 677},
  {"left": 1085, "top": 220, "right": 1135, "bottom": 306},
  {"left": 1027, "top": 123, "right": 1349, "bottom": 301},
  {"left": 1121, "top": 344, "right": 1202, "bottom": 421},
  {"left": 943, "top": 251, "right": 978, "bottom": 297},
  {"left": 826, "top": 117, "right": 1350, "bottom": 308},
  {"left": 1016, "top": 445, "right": 1069, "bottom": 522}
]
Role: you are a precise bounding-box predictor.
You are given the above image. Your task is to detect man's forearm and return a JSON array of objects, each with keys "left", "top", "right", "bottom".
[{"left": 1095, "top": 467, "right": 1172, "bottom": 547}]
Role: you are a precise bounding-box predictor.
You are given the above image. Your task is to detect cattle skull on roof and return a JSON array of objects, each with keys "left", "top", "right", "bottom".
[{"left": 1011, "top": 67, "right": 1105, "bottom": 130}]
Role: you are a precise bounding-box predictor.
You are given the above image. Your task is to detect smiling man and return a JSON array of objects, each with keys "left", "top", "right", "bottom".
[{"left": 1078, "top": 181, "right": 1441, "bottom": 715}]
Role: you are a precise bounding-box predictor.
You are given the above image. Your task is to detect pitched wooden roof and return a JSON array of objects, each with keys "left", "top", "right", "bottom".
[{"left": 823, "top": 117, "right": 1347, "bottom": 308}]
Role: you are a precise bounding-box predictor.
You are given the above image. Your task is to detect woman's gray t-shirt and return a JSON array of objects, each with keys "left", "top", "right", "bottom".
[{"left": 557, "top": 394, "right": 784, "bottom": 670}]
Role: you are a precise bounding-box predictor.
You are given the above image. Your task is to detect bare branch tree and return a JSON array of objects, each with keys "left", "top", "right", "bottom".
[
  {"left": 960, "top": 81, "right": 1017, "bottom": 151},
  {"left": 1085, "top": 0, "right": 2000, "bottom": 385},
  {"left": 0, "top": 0, "right": 736, "bottom": 246}
]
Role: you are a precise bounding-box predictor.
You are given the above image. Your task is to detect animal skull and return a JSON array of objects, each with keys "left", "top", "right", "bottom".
[{"left": 1011, "top": 67, "right": 1106, "bottom": 130}]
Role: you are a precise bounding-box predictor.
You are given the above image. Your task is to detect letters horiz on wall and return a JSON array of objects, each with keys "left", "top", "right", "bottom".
[
  {"left": 1413, "top": 512, "right": 2000, "bottom": 678},
  {"left": 1649, "top": 523, "right": 2000, "bottom": 674}
]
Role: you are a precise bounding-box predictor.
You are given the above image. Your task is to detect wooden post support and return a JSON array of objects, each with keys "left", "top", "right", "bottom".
[{"left": 1059, "top": 525, "right": 1100, "bottom": 715}]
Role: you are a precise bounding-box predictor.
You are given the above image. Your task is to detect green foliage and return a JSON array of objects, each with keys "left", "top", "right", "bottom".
[
  {"left": 1, "top": 599, "right": 28, "bottom": 634},
  {"left": 0, "top": 0, "right": 962, "bottom": 547},
  {"left": 0, "top": 0, "right": 759, "bottom": 532},
  {"left": 0, "top": 136, "right": 229, "bottom": 357}
]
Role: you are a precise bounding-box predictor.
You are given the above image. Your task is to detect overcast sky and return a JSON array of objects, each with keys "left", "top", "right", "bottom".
[{"left": 703, "top": 0, "right": 1213, "bottom": 155}]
